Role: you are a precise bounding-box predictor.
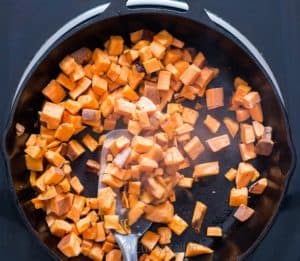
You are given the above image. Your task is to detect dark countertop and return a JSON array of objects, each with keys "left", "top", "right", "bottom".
[{"left": 1, "top": 0, "right": 299, "bottom": 260}]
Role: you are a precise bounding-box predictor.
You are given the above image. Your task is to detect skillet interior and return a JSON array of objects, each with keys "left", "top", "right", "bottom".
[{"left": 3, "top": 12, "right": 294, "bottom": 260}]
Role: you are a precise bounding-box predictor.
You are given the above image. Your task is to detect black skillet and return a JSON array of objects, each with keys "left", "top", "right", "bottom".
[{"left": 1, "top": 0, "right": 296, "bottom": 260}]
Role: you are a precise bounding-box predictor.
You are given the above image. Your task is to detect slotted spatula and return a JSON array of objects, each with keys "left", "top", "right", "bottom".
[{"left": 98, "top": 129, "right": 152, "bottom": 261}]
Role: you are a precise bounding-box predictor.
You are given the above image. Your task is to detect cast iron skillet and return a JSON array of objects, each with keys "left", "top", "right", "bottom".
[{"left": 1, "top": 1, "right": 296, "bottom": 260}]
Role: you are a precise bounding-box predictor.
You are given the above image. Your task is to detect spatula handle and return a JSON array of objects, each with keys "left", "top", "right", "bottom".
[{"left": 114, "top": 233, "right": 139, "bottom": 261}]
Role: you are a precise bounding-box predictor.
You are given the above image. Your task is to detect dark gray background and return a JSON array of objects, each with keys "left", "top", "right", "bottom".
[{"left": 1, "top": 0, "right": 299, "bottom": 260}]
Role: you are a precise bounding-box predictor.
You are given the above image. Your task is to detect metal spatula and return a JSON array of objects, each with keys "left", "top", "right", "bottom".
[{"left": 98, "top": 129, "right": 152, "bottom": 261}]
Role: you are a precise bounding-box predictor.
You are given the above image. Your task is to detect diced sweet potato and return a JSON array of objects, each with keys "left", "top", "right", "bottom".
[
  {"left": 154, "top": 30, "right": 173, "bottom": 47},
  {"left": 106, "top": 249, "right": 122, "bottom": 261},
  {"left": 242, "top": 91, "right": 261, "bottom": 109},
  {"left": 229, "top": 187, "right": 248, "bottom": 207},
  {"left": 164, "top": 147, "right": 184, "bottom": 166},
  {"left": 40, "top": 102, "right": 65, "bottom": 129},
  {"left": 82, "top": 134, "right": 98, "bottom": 152},
  {"left": 88, "top": 243, "right": 104, "bottom": 261},
  {"left": 25, "top": 155, "right": 44, "bottom": 171},
  {"left": 63, "top": 99, "right": 82, "bottom": 114},
  {"left": 206, "top": 87, "right": 224, "bottom": 110},
  {"left": 175, "top": 252, "right": 185, "bottom": 261},
  {"left": 59, "top": 56, "right": 77, "bottom": 75},
  {"left": 132, "top": 136, "right": 153, "bottom": 153},
  {"left": 233, "top": 204, "right": 255, "bottom": 222},
  {"left": 157, "top": 70, "right": 171, "bottom": 91},
  {"left": 177, "top": 177, "right": 193, "bottom": 188},
  {"left": 141, "top": 231, "right": 160, "bottom": 251},
  {"left": 239, "top": 143, "right": 257, "bottom": 161},
  {"left": 107, "top": 36, "right": 124, "bottom": 56},
  {"left": 43, "top": 166, "right": 65, "bottom": 185},
  {"left": 98, "top": 187, "right": 116, "bottom": 215},
  {"left": 207, "top": 226, "right": 222, "bottom": 237},
  {"left": 193, "top": 52, "right": 206, "bottom": 68},
  {"left": 42, "top": 80, "right": 66, "bottom": 103},
  {"left": 185, "top": 242, "right": 213, "bottom": 257},
  {"left": 128, "top": 201, "right": 145, "bottom": 226},
  {"left": 66, "top": 140, "right": 85, "bottom": 161},
  {"left": 168, "top": 214, "right": 188, "bottom": 236},
  {"left": 145, "top": 177, "right": 166, "bottom": 199},
  {"left": 144, "top": 201, "right": 174, "bottom": 224},
  {"left": 204, "top": 114, "right": 221, "bottom": 133},
  {"left": 149, "top": 246, "right": 166, "bottom": 261},
  {"left": 69, "top": 77, "right": 91, "bottom": 100},
  {"left": 56, "top": 73, "right": 75, "bottom": 91},
  {"left": 175, "top": 123, "right": 194, "bottom": 136},
  {"left": 136, "top": 96, "right": 157, "bottom": 113},
  {"left": 143, "top": 57, "right": 162, "bottom": 74},
  {"left": 240, "top": 123, "right": 255, "bottom": 144},
  {"left": 224, "top": 168, "right": 237, "bottom": 182},
  {"left": 252, "top": 121, "right": 265, "bottom": 139},
  {"left": 183, "top": 136, "right": 205, "bottom": 160},
  {"left": 181, "top": 107, "right": 199, "bottom": 126},
  {"left": 54, "top": 123, "right": 75, "bottom": 142},
  {"left": 104, "top": 215, "right": 120, "bottom": 230},
  {"left": 180, "top": 64, "right": 201, "bottom": 85},
  {"left": 70, "top": 47, "right": 92, "bottom": 64},
  {"left": 122, "top": 84, "right": 139, "bottom": 101},
  {"left": 150, "top": 40, "right": 166, "bottom": 59},
  {"left": 57, "top": 232, "right": 82, "bottom": 257},
  {"left": 249, "top": 178, "right": 268, "bottom": 194},
  {"left": 236, "top": 162, "right": 257, "bottom": 188},
  {"left": 25, "top": 145, "right": 44, "bottom": 160},
  {"left": 191, "top": 201, "right": 207, "bottom": 233},
  {"left": 107, "top": 63, "right": 121, "bottom": 82},
  {"left": 114, "top": 98, "right": 136, "bottom": 117},
  {"left": 206, "top": 134, "right": 230, "bottom": 152},
  {"left": 223, "top": 117, "right": 239, "bottom": 138},
  {"left": 249, "top": 102, "right": 263, "bottom": 122},
  {"left": 127, "top": 120, "right": 142, "bottom": 135},
  {"left": 70, "top": 176, "right": 84, "bottom": 194},
  {"left": 194, "top": 67, "right": 216, "bottom": 94},
  {"left": 235, "top": 108, "right": 250, "bottom": 122},
  {"left": 193, "top": 161, "right": 219, "bottom": 178},
  {"left": 45, "top": 150, "right": 65, "bottom": 168}
]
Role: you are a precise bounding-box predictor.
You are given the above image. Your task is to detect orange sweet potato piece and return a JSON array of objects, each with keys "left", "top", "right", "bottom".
[
  {"left": 43, "top": 166, "right": 65, "bottom": 185},
  {"left": 185, "top": 242, "right": 213, "bottom": 257},
  {"left": 242, "top": 91, "right": 261, "bottom": 109},
  {"left": 195, "top": 67, "right": 218, "bottom": 96},
  {"left": 150, "top": 40, "right": 166, "bottom": 59},
  {"left": 122, "top": 84, "right": 139, "bottom": 101},
  {"left": 154, "top": 30, "right": 173, "bottom": 47},
  {"left": 157, "top": 70, "right": 171, "bottom": 91},
  {"left": 206, "top": 134, "right": 230, "bottom": 152},
  {"left": 181, "top": 107, "right": 199, "bottom": 126},
  {"left": 132, "top": 136, "right": 153, "bottom": 153},
  {"left": 144, "top": 201, "right": 174, "bottom": 224},
  {"left": 114, "top": 98, "right": 136, "bottom": 117},
  {"left": 206, "top": 87, "right": 224, "bottom": 110},
  {"left": 70, "top": 176, "right": 84, "bottom": 194},
  {"left": 191, "top": 201, "right": 207, "bottom": 233},
  {"left": 183, "top": 136, "right": 205, "bottom": 160},
  {"left": 175, "top": 123, "right": 194, "bottom": 136},
  {"left": 25, "top": 146, "right": 44, "bottom": 160},
  {"left": 240, "top": 123, "right": 255, "bottom": 144},
  {"left": 107, "top": 36, "right": 124, "bottom": 56},
  {"left": 57, "top": 232, "right": 82, "bottom": 257},
  {"left": 98, "top": 187, "right": 116, "bottom": 215},
  {"left": 180, "top": 64, "right": 201, "bottom": 85},
  {"left": 157, "top": 227, "right": 172, "bottom": 245},
  {"left": 168, "top": 214, "right": 188, "bottom": 236},
  {"left": 69, "top": 77, "right": 91, "bottom": 100},
  {"left": 139, "top": 46, "right": 153, "bottom": 62},
  {"left": 82, "top": 134, "right": 98, "bottom": 152},
  {"left": 193, "top": 161, "right": 219, "bottom": 178},
  {"left": 239, "top": 143, "right": 257, "bottom": 161},
  {"left": 63, "top": 99, "right": 82, "bottom": 114},
  {"left": 193, "top": 52, "right": 206, "bottom": 68},
  {"left": 49, "top": 193, "right": 73, "bottom": 216},
  {"left": 128, "top": 201, "right": 145, "bottom": 226},
  {"left": 207, "top": 226, "right": 222, "bottom": 237},
  {"left": 56, "top": 73, "right": 75, "bottom": 91},
  {"left": 143, "top": 57, "right": 162, "bottom": 74},
  {"left": 229, "top": 187, "right": 248, "bottom": 207},
  {"left": 42, "top": 80, "right": 66, "bottom": 103},
  {"left": 233, "top": 204, "right": 255, "bottom": 222},
  {"left": 106, "top": 249, "right": 122, "bottom": 261},
  {"left": 145, "top": 177, "right": 165, "bottom": 199},
  {"left": 140, "top": 231, "right": 160, "bottom": 251},
  {"left": 249, "top": 178, "right": 268, "bottom": 194},
  {"left": 66, "top": 140, "right": 85, "bottom": 161},
  {"left": 204, "top": 114, "right": 221, "bottom": 133},
  {"left": 236, "top": 162, "right": 257, "bottom": 188},
  {"left": 59, "top": 56, "right": 77, "bottom": 75},
  {"left": 104, "top": 215, "right": 120, "bottom": 230},
  {"left": 136, "top": 96, "right": 157, "bottom": 113},
  {"left": 172, "top": 37, "right": 184, "bottom": 48},
  {"left": 236, "top": 108, "right": 250, "bottom": 122},
  {"left": 50, "top": 219, "right": 73, "bottom": 237},
  {"left": 88, "top": 243, "right": 104, "bottom": 261},
  {"left": 224, "top": 168, "right": 237, "bottom": 182},
  {"left": 54, "top": 123, "right": 75, "bottom": 142},
  {"left": 45, "top": 150, "right": 65, "bottom": 168},
  {"left": 40, "top": 102, "right": 65, "bottom": 129},
  {"left": 223, "top": 117, "right": 239, "bottom": 138},
  {"left": 252, "top": 121, "right": 265, "bottom": 139},
  {"left": 249, "top": 102, "right": 264, "bottom": 122},
  {"left": 164, "top": 147, "right": 185, "bottom": 166}
]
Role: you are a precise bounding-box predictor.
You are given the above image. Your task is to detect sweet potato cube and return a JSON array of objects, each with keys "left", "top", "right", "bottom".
[
  {"left": 107, "top": 35, "right": 124, "bottom": 56},
  {"left": 191, "top": 201, "right": 207, "bottom": 233},
  {"left": 42, "top": 80, "right": 66, "bottom": 103},
  {"left": 70, "top": 176, "right": 84, "bottom": 194},
  {"left": 122, "top": 84, "right": 139, "bottom": 101},
  {"left": 45, "top": 150, "right": 65, "bottom": 168},
  {"left": 128, "top": 181, "right": 141, "bottom": 195},
  {"left": 239, "top": 143, "right": 257, "bottom": 161},
  {"left": 143, "top": 57, "right": 162, "bottom": 74},
  {"left": 148, "top": 246, "right": 166, "bottom": 261},
  {"left": 50, "top": 219, "right": 72, "bottom": 237},
  {"left": 136, "top": 96, "right": 157, "bottom": 113},
  {"left": 157, "top": 70, "right": 171, "bottom": 91},
  {"left": 240, "top": 123, "right": 255, "bottom": 144},
  {"left": 194, "top": 67, "right": 216, "bottom": 94},
  {"left": 132, "top": 136, "right": 153, "bottom": 153},
  {"left": 144, "top": 201, "right": 174, "bottom": 224},
  {"left": 223, "top": 117, "right": 239, "bottom": 138},
  {"left": 50, "top": 193, "right": 73, "bottom": 216},
  {"left": 57, "top": 177, "right": 71, "bottom": 193},
  {"left": 206, "top": 134, "right": 230, "bottom": 152},
  {"left": 24, "top": 145, "right": 44, "bottom": 160},
  {"left": 69, "top": 77, "right": 91, "bottom": 100},
  {"left": 207, "top": 226, "right": 222, "bottom": 237},
  {"left": 252, "top": 121, "right": 265, "bottom": 139},
  {"left": 76, "top": 215, "right": 91, "bottom": 234},
  {"left": 43, "top": 166, "right": 65, "bottom": 185},
  {"left": 69, "top": 64, "right": 85, "bottom": 82},
  {"left": 185, "top": 242, "right": 213, "bottom": 257},
  {"left": 182, "top": 107, "right": 199, "bottom": 126},
  {"left": 229, "top": 187, "right": 248, "bottom": 207},
  {"left": 80, "top": 240, "right": 93, "bottom": 256},
  {"left": 150, "top": 40, "right": 166, "bottom": 59},
  {"left": 145, "top": 177, "right": 165, "bottom": 199},
  {"left": 104, "top": 215, "right": 120, "bottom": 230},
  {"left": 175, "top": 123, "right": 194, "bottom": 136},
  {"left": 78, "top": 94, "right": 98, "bottom": 109},
  {"left": 183, "top": 136, "right": 205, "bottom": 160},
  {"left": 40, "top": 102, "right": 64, "bottom": 129},
  {"left": 63, "top": 99, "right": 82, "bottom": 114},
  {"left": 128, "top": 201, "right": 145, "bottom": 226},
  {"left": 180, "top": 64, "right": 201, "bottom": 85},
  {"left": 154, "top": 30, "right": 173, "bottom": 47},
  {"left": 140, "top": 231, "right": 160, "bottom": 251},
  {"left": 242, "top": 91, "right": 261, "bottom": 109},
  {"left": 206, "top": 87, "right": 224, "bottom": 110},
  {"left": 204, "top": 114, "right": 221, "bottom": 133},
  {"left": 236, "top": 108, "right": 250, "bottom": 122},
  {"left": 82, "top": 134, "right": 98, "bottom": 152},
  {"left": 57, "top": 232, "right": 82, "bottom": 257},
  {"left": 98, "top": 187, "right": 116, "bottom": 215},
  {"left": 54, "top": 123, "right": 75, "bottom": 142},
  {"left": 175, "top": 252, "right": 185, "bottom": 261},
  {"left": 91, "top": 75, "right": 107, "bottom": 96},
  {"left": 114, "top": 98, "right": 136, "bottom": 117},
  {"left": 66, "top": 140, "right": 85, "bottom": 161},
  {"left": 164, "top": 147, "right": 184, "bottom": 166},
  {"left": 249, "top": 178, "right": 268, "bottom": 195},
  {"left": 106, "top": 249, "right": 122, "bottom": 261},
  {"left": 236, "top": 162, "right": 256, "bottom": 188},
  {"left": 127, "top": 120, "right": 141, "bottom": 136},
  {"left": 139, "top": 156, "right": 159, "bottom": 172},
  {"left": 224, "top": 168, "right": 237, "bottom": 182},
  {"left": 233, "top": 204, "right": 255, "bottom": 222},
  {"left": 93, "top": 48, "right": 111, "bottom": 72},
  {"left": 168, "top": 214, "right": 188, "bottom": 236},
  {"left": 193, "top": 52, "right": 206, "bottom": 68},
  {"left": 193, "top": 161, "right": 219, "bottom": 178},
  {"left": 107, "top": 63, "right": 121, "bottom": 82},
  {"left": 157, "top": 227, "right": 172, "bottom": 245},
  {"left": 59, "top": 56, "right": 77, "bottom": 75},
  {"left": 56, "top": 73, "right": 75, "bottom": 90},
  {"left": 88, "top": 244, "right": 104, "bottom": 261},
  {"left": 178, "top": 177, "right": 193, "bottom": 188},
  {"left": 249, "top": 102, "right": 264, "bottom": 122}
]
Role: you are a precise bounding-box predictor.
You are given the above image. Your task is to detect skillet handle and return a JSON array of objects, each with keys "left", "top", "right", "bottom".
[{"left": 126, "top": 0, "right": 189, "bottom": 11}]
